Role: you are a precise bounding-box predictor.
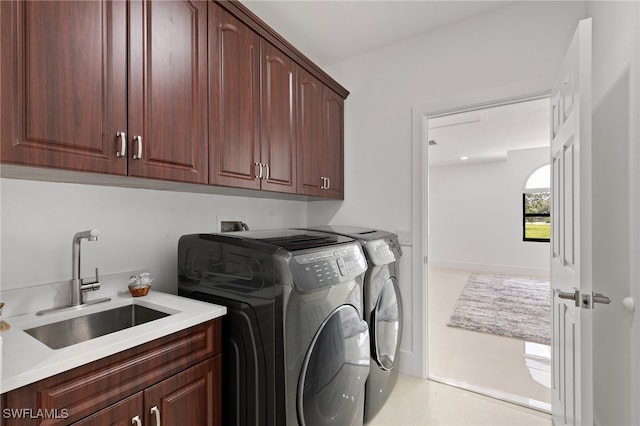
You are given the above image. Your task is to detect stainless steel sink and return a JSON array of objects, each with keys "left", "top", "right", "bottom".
[{"left": 25, "top": 305, "right": 171, "bottom": 349}]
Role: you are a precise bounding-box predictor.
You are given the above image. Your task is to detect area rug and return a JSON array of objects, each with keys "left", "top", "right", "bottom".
[{"left": 447, "top": 273, "right": 551, "bottom": 345}]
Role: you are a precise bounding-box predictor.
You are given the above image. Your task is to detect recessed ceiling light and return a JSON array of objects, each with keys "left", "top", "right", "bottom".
[{"left": 460, "top": 156, "right": 469, "bottom": 161}]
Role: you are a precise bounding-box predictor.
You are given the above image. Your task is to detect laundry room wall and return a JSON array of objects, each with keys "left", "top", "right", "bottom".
[
  {"left": 314, "top": 1, "right": 586, "bottom": 375},
  {"left": 0, "top": 178, "right": 307, "bottom": 294},
  {"left": 429, "top": 147, "right": 550, "bottom": 276}
]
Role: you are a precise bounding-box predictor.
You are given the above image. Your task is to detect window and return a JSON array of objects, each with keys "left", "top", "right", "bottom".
[{"left": 523, "top": 165, "right": 550, "bottom": 242}]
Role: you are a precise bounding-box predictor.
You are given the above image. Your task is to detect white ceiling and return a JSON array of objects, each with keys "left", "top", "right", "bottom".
[
  {"left": 241, "top": 0, "right": 517, "bottom": 67},
  {"left": 427, "top": 98, "right": 550, "bottom": 167}
]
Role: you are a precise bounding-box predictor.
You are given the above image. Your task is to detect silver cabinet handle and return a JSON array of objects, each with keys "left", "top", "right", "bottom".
[
  {"left": 132, "top": 136, "right": 143, "bottom": 160},
  {"left": 254, "top": 162, "right": 270, "bottom": 180},
  {"left": 320, "top": 176, "right": 330, "bottom": 189},
  {"left": 150, "top": 405, "right": 161, "bottom": 426},
  {"left": 116, "top": 132, "right": 127, "bottom": 157},
  {"left": 131, "top": 415, "right": 142, "bottom": 426}
]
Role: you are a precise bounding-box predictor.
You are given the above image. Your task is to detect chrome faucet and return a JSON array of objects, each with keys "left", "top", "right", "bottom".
[
  {"left": 37, "top": 228, "right": 110, "bottom": 315},
  {"left": 71, "top": 229, "right": 104, "bottom": 306}
]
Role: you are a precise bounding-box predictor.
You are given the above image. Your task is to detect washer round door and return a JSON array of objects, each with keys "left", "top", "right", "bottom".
[
  {"left": 371, "top": 277, "right": 402, "bottom": 370},
  {"left": 298, "top": 304, "right": 370, "bottom": 426}
]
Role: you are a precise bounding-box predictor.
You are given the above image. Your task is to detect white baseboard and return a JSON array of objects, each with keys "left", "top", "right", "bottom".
[
  {"left": 397, "top": 348, "right": 427, "bottom": 379},
  {"left": 429, "top": 260, "right": 550, "bottom": 279}
]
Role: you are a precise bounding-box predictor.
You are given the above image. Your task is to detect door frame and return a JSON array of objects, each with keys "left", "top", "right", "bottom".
[{"left": 408, "top": 81, "right": 552, "bottom": 379}]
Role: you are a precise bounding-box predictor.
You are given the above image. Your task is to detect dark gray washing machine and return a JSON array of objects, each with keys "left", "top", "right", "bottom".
[
  {"left": 178, "top": 229, "right": 371, "bottom": 426},
  {"left": 305, "top": 226, "right": 403, "bottom": 423}
]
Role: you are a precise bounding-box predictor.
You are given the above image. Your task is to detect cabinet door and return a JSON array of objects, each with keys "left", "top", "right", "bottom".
[
  {"left": 0, "top": 0, "right": 127, "bottom": 174},
  {"left": 209, "top": 4, "right": 261, "bottom": 189},
  {"left": 297, "top": 68, "right": 324, "bottom": 196},
  {"left": 144, "top": 356, "right": 222, "bottom": 426},
  {"left": 261, "top": 41, "right": 297, "bottom": 193},
  {"left": 322, "top": 89, "right": 345, "bottom": 199},
  {"left": 127, "top": 0, "right": 208, "bottom": 183},
  {"left": 71, "top": 392, "right": 143, "bottom": 426}
]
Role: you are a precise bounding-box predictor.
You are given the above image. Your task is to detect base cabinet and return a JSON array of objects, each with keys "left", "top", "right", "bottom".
[
  {"left": 72, "top": 357, "right": 221, "bottom": 426},
  {"left": 71, "top": 393, "right": 143, "bottom": 426},
  {"left": 144, "top": 357, "right": 220, "bottom": 426},
  {"left": 1, "top": 319, "right": 222, "bottom": 426}
]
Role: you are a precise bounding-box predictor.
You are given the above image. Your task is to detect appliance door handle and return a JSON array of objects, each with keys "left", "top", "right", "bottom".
[
  {"left": 116, "top": 132, "right": 126, "bottom": 157},
  {"left": 132, "top": 136, "right": 143, "bottom": 160}
]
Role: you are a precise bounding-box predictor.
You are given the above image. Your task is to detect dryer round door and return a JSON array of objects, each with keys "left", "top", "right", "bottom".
[
  {"left": 371, "top": 277, "right": 402, "bottom": 370},
  {"left": 298, "top": 304, "right": 370, "bottom": 426}
]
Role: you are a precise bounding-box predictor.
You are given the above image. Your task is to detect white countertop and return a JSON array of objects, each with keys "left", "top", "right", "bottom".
[{"left": 0, "top": 291, "right": 226, "bottom": 394}]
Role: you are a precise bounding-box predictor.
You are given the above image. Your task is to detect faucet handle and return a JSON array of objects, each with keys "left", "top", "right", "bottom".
[{"left": 81, "top": 267, "right": 101, "bottom": 291}]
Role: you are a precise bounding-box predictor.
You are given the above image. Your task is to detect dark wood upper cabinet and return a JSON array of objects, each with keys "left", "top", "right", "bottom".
[
  {"left": 0, "top": 0, "right": 127, "bottom": 174},
  {"left": 297, "top": 68, "right": 344, "bottom": 199},
  {"left": 209, "top": 4, "right": 296, "bottom": 194},
  {"left": 0, "top": 0, "right": 208, "bottom": 184},
  {"left": 128, "top": 0, "right": 209, "bottom": 183},
  {"left": 1, "top": 0, "right": 347, "bottom": 199},
  {"left": 323, "top": 89, "right": 345, "bottom": 199},
  {"left": 209, "top": 5, "right": 262, "bottom": 190},
  {"left": 297, "top": 69, "right": 324, "bottom": 196},
  {"left": 260, "top": 41, "right": 297, "bottom": 194}
]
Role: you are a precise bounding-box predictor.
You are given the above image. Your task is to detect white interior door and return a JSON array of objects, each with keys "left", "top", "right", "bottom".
[{"left": 550, "top": 18, "right": 593, "bottom": 426}]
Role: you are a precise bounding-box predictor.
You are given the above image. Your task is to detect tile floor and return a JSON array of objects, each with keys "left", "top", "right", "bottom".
[
  {"left": 367, "top": 267, "right": 552, "bottom": 425},
  {"left": 428, "top": 267, "right": 551, "bottom": 411},
  {"left": 367, "top": 375, "right": 551, "bottom": 425}
]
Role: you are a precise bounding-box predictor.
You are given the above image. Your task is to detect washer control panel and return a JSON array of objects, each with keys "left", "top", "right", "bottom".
[{"left": 292, "top": 244, "right": 367, "bottom": 291}]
